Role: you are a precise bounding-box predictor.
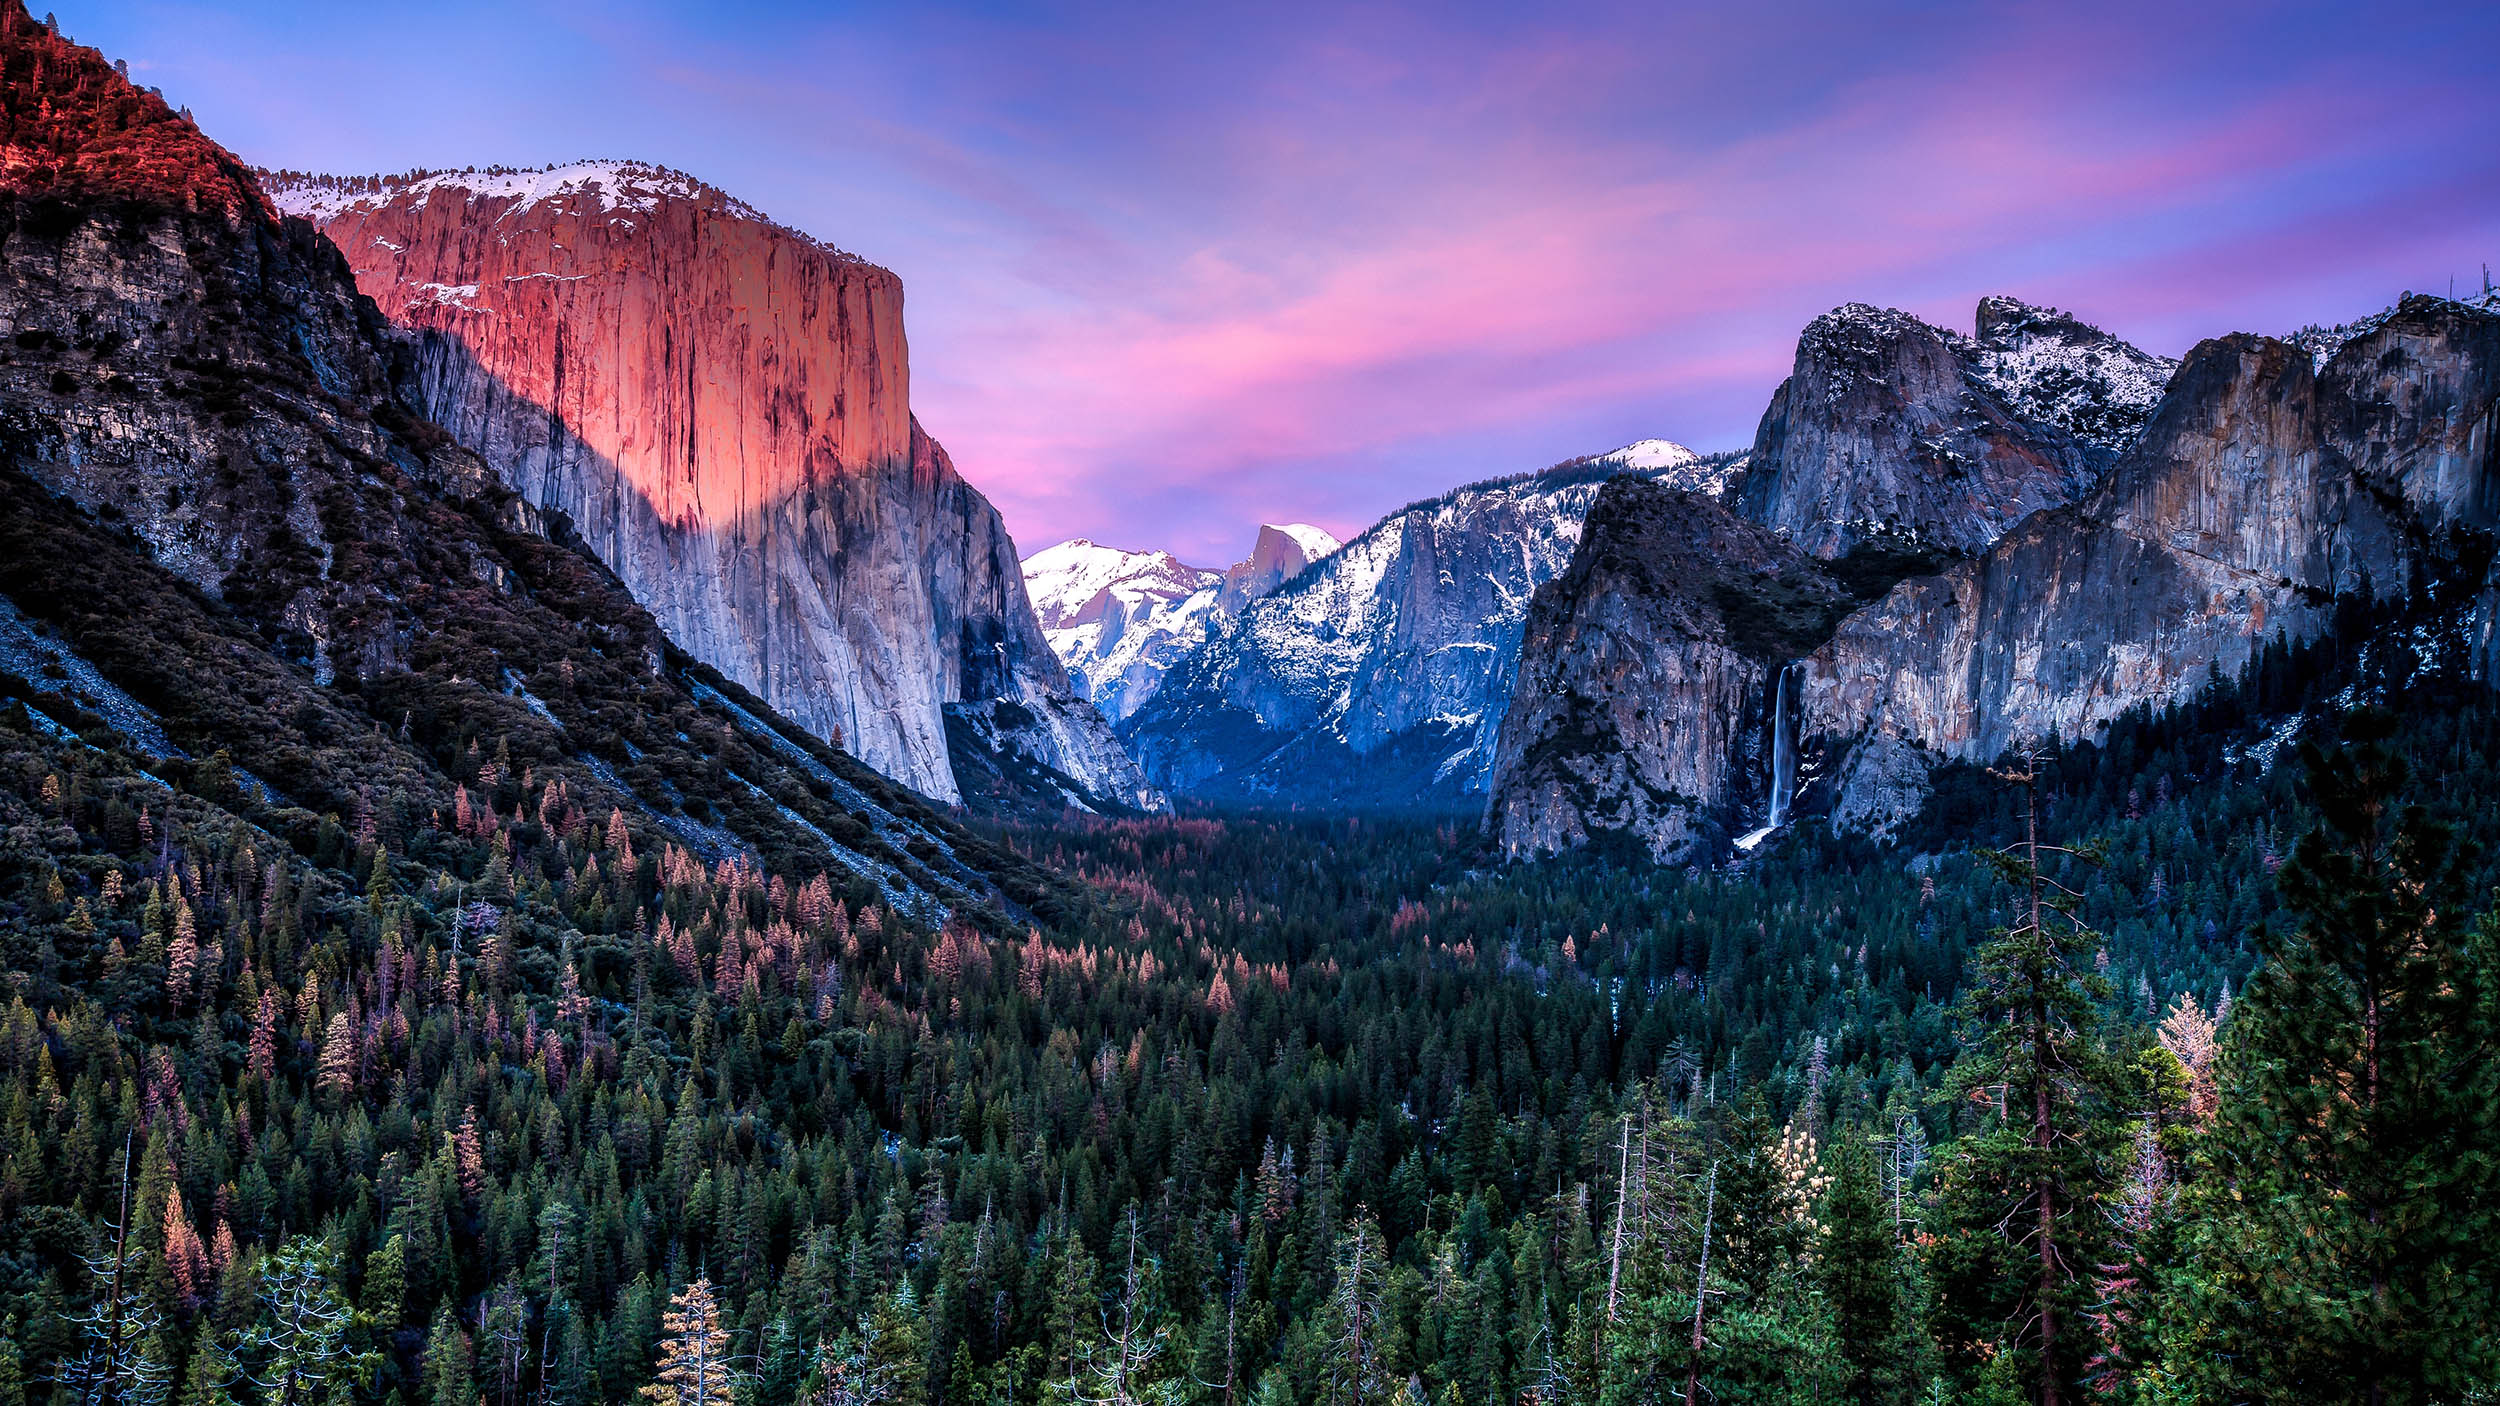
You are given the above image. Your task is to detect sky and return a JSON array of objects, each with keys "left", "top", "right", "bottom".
[{"left": 69, "top": 0, "right": 2500, "bottom": 564}]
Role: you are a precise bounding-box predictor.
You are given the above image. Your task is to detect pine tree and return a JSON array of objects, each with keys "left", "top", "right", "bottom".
[
  {"left": 174, "top": 1323, "right": 241, "bottom": 1406},
  {"left": 1070, "top": 1208, "right": 1178, "bottom": 1406},
  {"left": 358, "top": 1234, "right": 406, "bottom": 1331},
  {"left": 1321, "top": 1214, "right": 1393, "bottom": 1406},
  {"left": 0, "top": 1318, "right": 23, "bottom": 1406},
  {"left": 1926, "top": 754, "right": 2129, "bottom": 1405},
  {"left": 2173, "top": 714, "right": 2500, "bottom": 1402},
  {"left": 1820, "top": 1132, "right": 1906, "bottom": 1405},
  {"left": 425, "top": 1305, "right": 478, "bottom": 1406},
  {"left": 797, "top": 1316, "right": 901, "bottom": 1406},
  {"left": 61, "top": 1135, "right": 173, "bottom": 1406},
  {"left": 643, "top": 1278, "right": 738, "bottom": 1406}
]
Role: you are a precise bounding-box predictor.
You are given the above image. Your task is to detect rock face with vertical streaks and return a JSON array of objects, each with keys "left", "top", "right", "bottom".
[
  {"left": 1487, "top": 479, "right": 1846, "bottom": 860},
  {"left": 1806, "top": 296, "right": 2499, "bottom": 834},
  {"left": 0, "top": 3, "right": 1084, "bottom": 912},
  {"left": 262, "top": 163, "right": 1158, "bottom": 811},
  {"left": 1486, "top": 294, "right": 2500, "bottom": 859}
]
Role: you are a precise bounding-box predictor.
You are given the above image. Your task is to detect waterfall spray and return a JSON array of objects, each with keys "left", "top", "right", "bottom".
[
  {"left": 1736, "top": 661, "right": 1807, "bottom": 852},
  {"left": 1767, "top": 660, "right": 1804, "bottom": 829}
]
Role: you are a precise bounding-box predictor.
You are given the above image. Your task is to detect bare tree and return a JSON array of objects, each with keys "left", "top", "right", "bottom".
[
  {"left": 242, "top": 1237, "right": 370, "bottom": 1406},
  {"left": 1070, "top": 1208, "right": 1178, "bottom": 1406},
  {"left": 57, "top": 1135, "right": 171, "bottom": 1406}
]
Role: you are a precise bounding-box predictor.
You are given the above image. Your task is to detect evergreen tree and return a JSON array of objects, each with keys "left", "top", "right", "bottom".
[
  {"left": 2172, "top": 715, "right": 2500, "bottom": 1402},
  {"left": 174, "top": 1323, "right": 242, "bottom": 1406},
  {"left": 0, "top": 1318, "right": 24, "bottom": 1406},
  {"left": 1069, "top": 1209, "right": 1178, "bottom": 1406},
  {"left": 1320, "top": 1214, "right": 1393, "bottom": 1406},
  {"left": 1819, "top": 1132, "right": 1906, "bottom": 1406},
  {"left": 60, "top": 1136, "right": 173, "bottom": 1406},
  {"left": 1926, "top": 755, "right": 2129, "bottom": 1405},
  {"left": 239, "top": 1238, "right": 372, "bottom": 1406},
  {"left": 425, "top": 1305, "right": 478, "bottom": 1406}
]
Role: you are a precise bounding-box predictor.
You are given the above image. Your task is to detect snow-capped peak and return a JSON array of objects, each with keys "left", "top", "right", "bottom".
[
  {"left": 1020, "top": 540, "right": 1215, "bottom": 633},
  {"left": 1021, "top": 522, "right": 1345, "bottom": 722},
  {"left": 1965, "top": 296, "right": 2177, "bottom": 451},
  {"left": 1600, "top": 438, "right": 1700, "bottom": 471},
  {"left": 2289, "top": 286, "right": 2500, "bottom": 372},
  {"left": 1269, "top": 523, "right": 1342, "bottom": 561}
]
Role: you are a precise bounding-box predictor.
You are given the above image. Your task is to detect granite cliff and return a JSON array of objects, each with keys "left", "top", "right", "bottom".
[
  {"left": 1488, "top": 479, "right": 1847, "bottom": 860},
  {"left": 1735, "top": 300, "right": 2170, "bottom": 560},
  {"left": 262, "top": 163, "right": 1157, "bottom": 811},
  {"left": 1487, "top": 294, "right": 2500, "bottom": 860},
  {"left": 0, "top": 4, "right": 1072, "bottom": 915},
  {"left": 1807, "top": 294, "right": 2500, "bottom": 835}
]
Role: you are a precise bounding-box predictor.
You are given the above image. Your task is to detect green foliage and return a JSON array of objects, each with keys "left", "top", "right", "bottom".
[
  {"left": 1819, "top": 1133, "right": 1908, "bottom": 1406},
  {"left": 2168, "top": 713, "right": 2500, "bottom": 1403},
  {"left": 5, "top": 548, "right": 2500, "bottom": 1405}
]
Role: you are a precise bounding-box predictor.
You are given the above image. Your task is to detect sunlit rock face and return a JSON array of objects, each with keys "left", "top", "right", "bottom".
[{"left": 267, "top": 164, "right": 1158, "bottom": 810}]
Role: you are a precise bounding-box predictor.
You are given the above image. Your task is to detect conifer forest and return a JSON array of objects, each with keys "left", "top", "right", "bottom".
[{"left": 4, "top": 586, "right": 2497, "bottom": 1406}]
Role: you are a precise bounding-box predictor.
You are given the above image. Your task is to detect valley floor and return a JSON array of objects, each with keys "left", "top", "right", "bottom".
[{"left": 5, "top": 594, "right": 2496, "bottom": 1403}]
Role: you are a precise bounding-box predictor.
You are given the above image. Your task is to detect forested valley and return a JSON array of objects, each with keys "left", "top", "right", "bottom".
[{"left": 3, "top": 557, "right": 2496, "bottom": 1406}]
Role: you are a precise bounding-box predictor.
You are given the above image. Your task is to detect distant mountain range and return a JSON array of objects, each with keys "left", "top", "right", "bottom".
[
  {"left": 1109, "top": 440, "right": 1734, "bottom": 807},
  {"left": 1047, "top": 286, "right": 2498, "bottom": 870},
  {"left": 1489, "top": 290, "right": 2500, "bottom": 860},
  {"left": 1021, "top": 522, "right": 1339, "bottom": 722}
]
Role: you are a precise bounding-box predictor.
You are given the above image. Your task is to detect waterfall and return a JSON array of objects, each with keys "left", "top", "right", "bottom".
[
  {"left": 1767, "top": 660, "right": 1804, "bottom": 828},
  {"left": 1737, "top": 661, "right": 1805, "bottom": 852}
]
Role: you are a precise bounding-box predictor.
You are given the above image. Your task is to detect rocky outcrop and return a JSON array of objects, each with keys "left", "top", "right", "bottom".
[
  {"left": 1487, "top": 479, "right": 1847, "bottom": 861},
  {"left": 1021, "top": 522, "right": 1338, "bottom": 722},
  {"left": 1967, "top": 296, "right": 2179, "bottom": 452},
  {"left": 1803, "top": 298, "right": 2498, "bottom": 833},
  {"left": 0, "top": 4, "right": 1068, "bottom": 914},
  {"left": 1735, "top": 301, "right": 2166, "bottom": 560},
  {"left": 1122, "top": 442, "right": 1719, "bottom": 807},
  {"left": 263, "top": 162, "right": 1156, "bottom": 810},
  {"left": 1493, "top": 292, "right": 2499, "bottom": 860},
  {"left": 1216, "top": 523, "right": 1340, "bottom": 612}
]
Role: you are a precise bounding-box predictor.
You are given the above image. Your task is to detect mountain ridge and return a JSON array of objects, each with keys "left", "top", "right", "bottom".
[
  {"left": 1118, "top": 440, "right": 1721, "bottom": 806},
  {"left": 1486, "top": 290, "right": 2500, "bottom": 860},
  {"left": 0, "top": 4, "right": 1075, "bottom": 917}
]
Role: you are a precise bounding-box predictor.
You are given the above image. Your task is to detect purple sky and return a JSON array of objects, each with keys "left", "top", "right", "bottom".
[{"left": 73, "top": 0, "right": 2500, "bottom": 563}]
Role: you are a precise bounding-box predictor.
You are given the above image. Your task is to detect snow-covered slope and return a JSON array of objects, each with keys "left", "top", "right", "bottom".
[
  {"left": 1022, "top": 525, "right": 1338, "bottom": 721},
  {"left": 1966, "top": 296, "right": 2178, "bottom": 451},
  {"left": 2289, "top": 285, "right": 2500, "bottom": 370},
  {"left": 1119, "top": 443, "right": 1721, "bottom": 806},
  {"left": 264, "top": 160, "right": 864, "bottom": 259}
]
